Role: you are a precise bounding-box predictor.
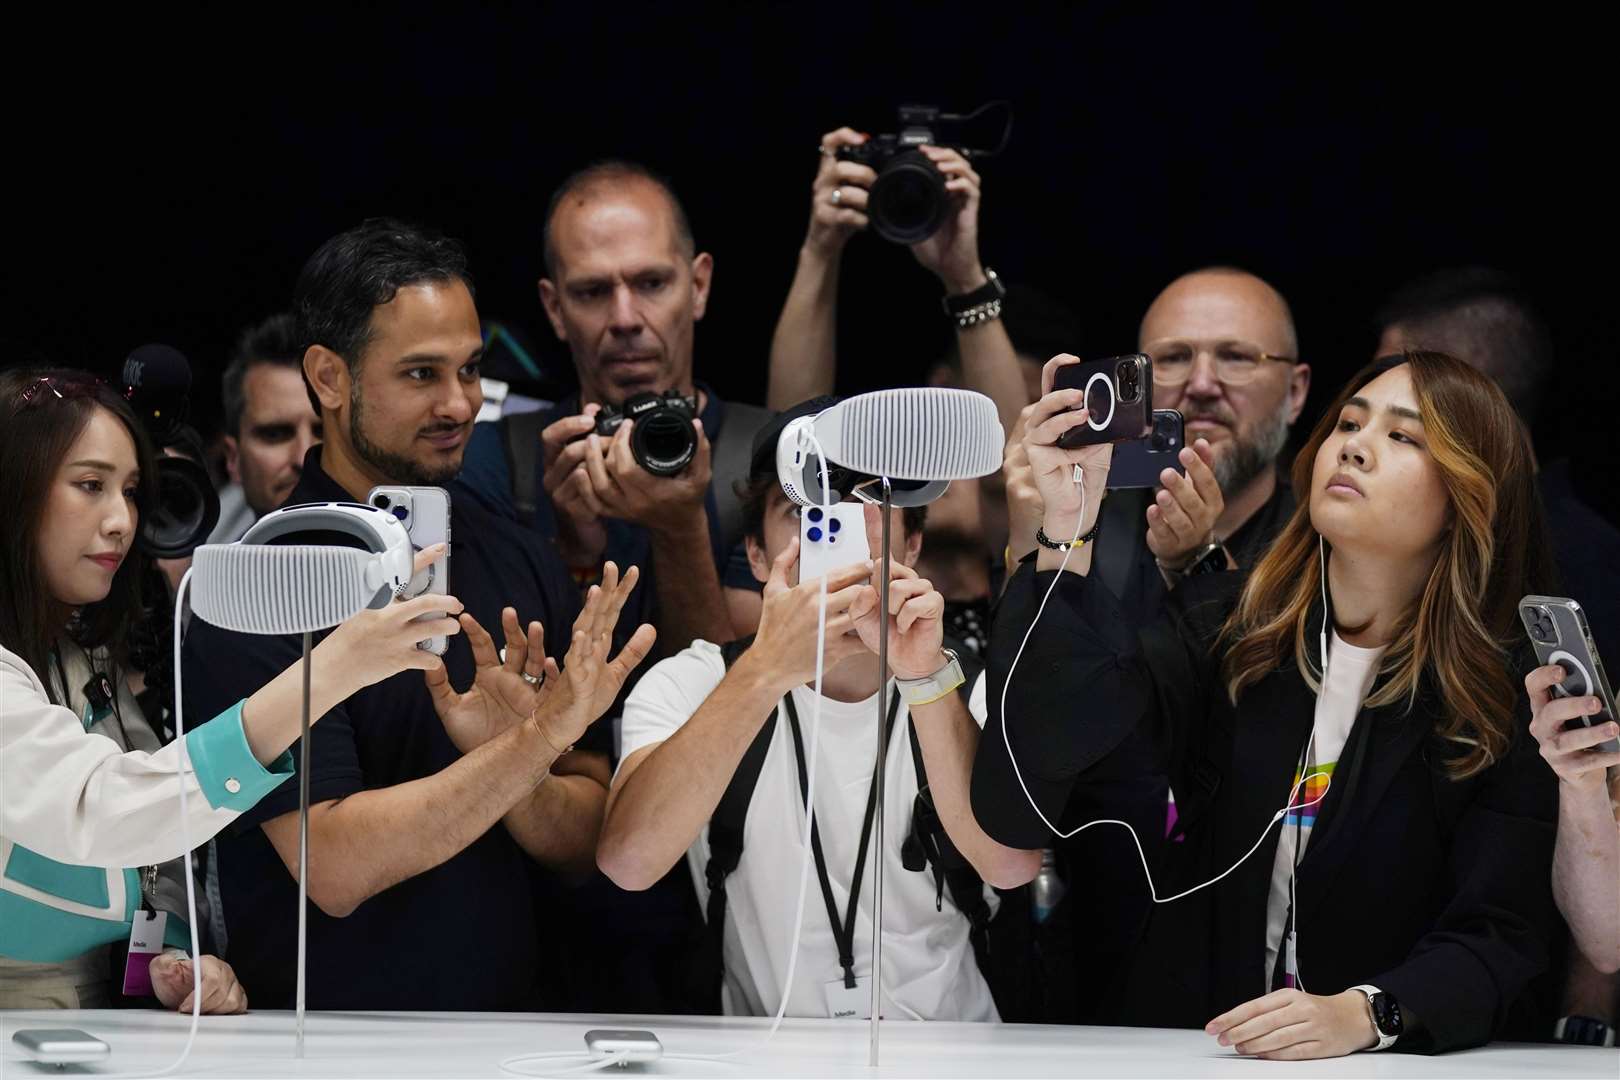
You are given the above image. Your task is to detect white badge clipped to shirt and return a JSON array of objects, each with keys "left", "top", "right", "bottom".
[
  {"left": 122, "top": 909, "right": 168, "bottom": 997},
  {"left": 1284, "top": 929, "right": 1301, "bottom": 990},
  {"left": 823, "top": 976, "right": 872, "bottom": 1020}
]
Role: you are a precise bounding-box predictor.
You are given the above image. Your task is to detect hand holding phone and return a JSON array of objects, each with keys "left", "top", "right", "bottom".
[{"left": 1521, "top": 596, "right": 1620, "bottom": 758}]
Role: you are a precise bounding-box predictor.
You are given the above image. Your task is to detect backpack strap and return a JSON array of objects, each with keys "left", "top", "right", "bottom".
[
  {"left": 904, "top": 642, "right": 995, "bottom": 935},
  {"left": 704, "top": 636, "right": 772, "bottom": 937},
  {"left": 501, "top": 410, "right": 548, "bottom": 520},
  {"left": 711, "top": 402, "right": 772, "bottom": 555}
]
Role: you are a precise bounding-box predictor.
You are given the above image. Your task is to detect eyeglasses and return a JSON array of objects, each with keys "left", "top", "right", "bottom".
[
  {"left": 16, "top": 373, "right": 107, "bottom": 408},
  {"left": 1145, "top": 340, "right": 1295, "bottom": 387}
]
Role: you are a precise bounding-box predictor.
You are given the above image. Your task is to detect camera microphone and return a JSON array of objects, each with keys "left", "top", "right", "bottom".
[{"left": 122, "top": 343, "right": 194, "bottom": 447}]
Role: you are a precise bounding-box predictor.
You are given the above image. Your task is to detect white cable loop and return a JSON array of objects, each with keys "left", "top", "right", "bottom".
[{"left": 998, "top": 467, "right": 1334, "bottom": 910}]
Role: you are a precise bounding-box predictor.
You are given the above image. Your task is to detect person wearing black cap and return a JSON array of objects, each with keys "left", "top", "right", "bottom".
[{"left": 597, "top": 398, "right": 1039, "bottom": 1019}]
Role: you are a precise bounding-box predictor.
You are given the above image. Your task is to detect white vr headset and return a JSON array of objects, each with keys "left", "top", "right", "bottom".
[
  {"left": 774, "top": 388, "right": 1004, "bottom": 508},
  {"left": 189, "top": 502, "right": 415, "bottom": 636}
]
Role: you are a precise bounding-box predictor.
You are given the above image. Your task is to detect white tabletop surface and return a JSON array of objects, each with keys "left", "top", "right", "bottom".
[{"left": 2, "top": 1010, "right": 1614, "bottom": 1078}]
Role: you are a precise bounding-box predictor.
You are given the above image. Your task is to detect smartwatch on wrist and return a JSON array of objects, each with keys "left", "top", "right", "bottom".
[
  {"left": 896, "top": 648, "right": 966, "bottom": 707},
  {"left": 1554, "top": 1015, "right": 1616, "bottom": 1047},
  {"left": 1350, "top": 985, "right": 1402, "bottom": 1051},
  {"left": 1157, "top": 540, "right": 1230, "bottom": 587}
]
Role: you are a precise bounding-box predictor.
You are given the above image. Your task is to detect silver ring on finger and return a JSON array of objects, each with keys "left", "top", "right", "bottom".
[
  {"left": 818, "top": 144, "right": 833, "bottom": 157},
  {"left": 830, "top": 187, "right": 843, "bottom": 207},
  {"left": 521, "top": 670, "right": 544, "bottom": 688}
]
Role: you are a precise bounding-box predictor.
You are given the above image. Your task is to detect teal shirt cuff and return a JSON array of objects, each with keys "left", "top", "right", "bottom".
[{"left": 183, "top": 699, "right": 295, "bottom": 812}]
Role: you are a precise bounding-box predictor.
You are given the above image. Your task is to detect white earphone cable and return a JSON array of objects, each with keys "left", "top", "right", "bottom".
[{"left": 997, "top": 466, "right": 1333, "bottom": 910}]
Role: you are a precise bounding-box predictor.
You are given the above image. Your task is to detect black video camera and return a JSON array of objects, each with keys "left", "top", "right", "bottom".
[
  {"left": 836, "top": 102, "right": 1011, "bottom": 245},
  {"left": 595, "top": 390, "right": 699, "bottom": 477}
]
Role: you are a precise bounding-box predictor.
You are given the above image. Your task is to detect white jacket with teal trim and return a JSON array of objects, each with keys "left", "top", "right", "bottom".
[{"left": 0, "top": 643, "right": 293, "bottom": 964}]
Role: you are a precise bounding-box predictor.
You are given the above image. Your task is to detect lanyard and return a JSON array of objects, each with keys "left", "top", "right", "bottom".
[
  {"left": 781, "top": 689, "right": 901, "bottom": 990},
  {"left": 140, "top": 864, "right": 159, "bottom": 914}
]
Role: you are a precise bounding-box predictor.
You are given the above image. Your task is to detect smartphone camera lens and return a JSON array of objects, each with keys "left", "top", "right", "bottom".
[
  {"left": 807, "top": 526, "right": 824, "bottom": 542},
  {"left": 808, "top": 507, "right": 824, "bottom": 523},
  {"left": 1117, "top": 361, "right": 1142, "bottom": 404},
  {"left": 372, "top": 494, "right": 390, "bottom": 509},
  {"left": 1529, "top": 607, "right": 1558, "bottom": 645}
]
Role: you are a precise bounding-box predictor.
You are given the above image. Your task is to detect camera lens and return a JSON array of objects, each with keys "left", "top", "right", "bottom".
[
  {"left": 373, "top": 494, "right": 390, "bottom": 509},
  {"left": 138, "top": 455, "right": 222, "bottom": 559},
  {"left": 867, "top": 150, "right": 949, "bottom": 245},
  {"left": 632, "top": 408, "right": 698, "bottom": 476}
]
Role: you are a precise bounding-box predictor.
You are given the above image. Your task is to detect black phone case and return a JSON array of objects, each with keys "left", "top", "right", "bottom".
[
  {"left": 1054, "top": 354, "right": 1154, "bottom": 448},
  {"left": 1108, "top": 410, "right": 1185, "bottom": 489}
]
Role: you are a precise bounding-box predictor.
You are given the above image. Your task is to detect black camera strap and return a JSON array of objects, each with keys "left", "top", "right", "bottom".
[{"left": 782, "top": 689, "right": 901, "bottom": 990}]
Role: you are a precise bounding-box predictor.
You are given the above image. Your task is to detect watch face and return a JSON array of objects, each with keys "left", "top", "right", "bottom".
[
  {"left": 1371, "top": 993, "right": 1403, "bottom": 1036},
  {"left": 1187, "top": 543, "right": 1228, "bottom": 576}
]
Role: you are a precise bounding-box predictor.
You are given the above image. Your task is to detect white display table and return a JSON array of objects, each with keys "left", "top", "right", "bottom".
[{"left": 3, "top": 1009, "right": 1614, "bottom": 1078}]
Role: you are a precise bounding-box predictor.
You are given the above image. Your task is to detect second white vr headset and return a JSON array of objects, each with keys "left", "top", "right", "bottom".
[{"left": 189, "top": 502, "right": 415, "bottom": 636}]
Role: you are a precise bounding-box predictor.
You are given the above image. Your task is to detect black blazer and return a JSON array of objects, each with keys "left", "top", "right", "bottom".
[{"left": 972, "top": 562, "right": 1557, "bottom": 1053}]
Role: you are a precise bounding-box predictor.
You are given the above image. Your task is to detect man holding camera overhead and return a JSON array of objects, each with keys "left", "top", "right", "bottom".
[{"left": 460, "top": 162, "right": 771, "bottom": 666}]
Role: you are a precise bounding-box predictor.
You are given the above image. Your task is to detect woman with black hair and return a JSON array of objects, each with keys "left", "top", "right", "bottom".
[
  {"left": 1, "top": 368, "right": 463, "bottom": 1010},
  {"left": 975, "top": 351, "right": 1564, "bottom": 1056}
]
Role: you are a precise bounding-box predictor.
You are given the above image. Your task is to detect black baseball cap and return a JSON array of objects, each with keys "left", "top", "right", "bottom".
[{"left": 747, "top": 395, "right": 841, "bottom": 481}]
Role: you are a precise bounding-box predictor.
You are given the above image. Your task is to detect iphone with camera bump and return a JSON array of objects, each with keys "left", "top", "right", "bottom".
[
  {"left": 1519, "top": 596, "right": 1619, "bottom": 753},
  {"left": 1054, "top": 354, "right": 1154, "bottom": 448},
  {"left": 367, "top": 486, "right": 452, "bottom": 654},
  {"left": 1108, "top": 410, "right": 1186, "bottom": 490},
  {"left": 799, "top": 503, "right": 870, "bottom": 584}
]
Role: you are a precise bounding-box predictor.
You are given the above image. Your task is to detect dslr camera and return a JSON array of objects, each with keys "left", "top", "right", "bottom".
[
  {"left": 837, "top": 105, "right": 962, "bottom": 245},
  {"left": 836, "top": 102, "right": 1010, "bottom": 245},
  {"left": 595, "top": 390, "right": 699, "bottom": 476}
]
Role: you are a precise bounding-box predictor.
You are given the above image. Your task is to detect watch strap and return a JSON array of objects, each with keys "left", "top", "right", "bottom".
[
  {"left": 896, "top": 648, "right": 966, "bottom": 707},
  {"left": 941, "top": 267, "right": 1005, "bottom": 315}
]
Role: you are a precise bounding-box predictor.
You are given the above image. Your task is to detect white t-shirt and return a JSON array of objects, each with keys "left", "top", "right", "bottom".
[
  {"left": 617, "top": 641, "right": 998, "bottom": 1022},
  {"left": 1263, "top": 632, "right": 1387, "bottom": 990}
]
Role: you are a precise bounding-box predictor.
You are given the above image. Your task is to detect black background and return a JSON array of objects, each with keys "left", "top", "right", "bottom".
[{"left": 6, "top": 4, "right": 1612, "bottom": 514}]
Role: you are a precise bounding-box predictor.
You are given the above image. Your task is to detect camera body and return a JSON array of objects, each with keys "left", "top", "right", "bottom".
[
  {"left": 837, "top": 105, "right": 962, "bottom": 245},
  {"left": 595, "top": 390, "right": 699, "bottom": 477}
]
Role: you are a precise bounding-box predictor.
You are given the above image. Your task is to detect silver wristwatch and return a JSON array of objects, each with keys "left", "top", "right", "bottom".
[{"left": 896, "top": 648, "right": 966, "bottom": 707}]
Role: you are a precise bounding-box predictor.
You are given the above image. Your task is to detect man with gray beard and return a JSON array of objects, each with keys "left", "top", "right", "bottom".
[{"left": 1084, "top": 266, "right": 1309, "bottom": 618}]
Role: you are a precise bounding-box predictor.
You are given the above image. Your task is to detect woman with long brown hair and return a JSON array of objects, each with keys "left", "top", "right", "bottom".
[
  {"left": 973, "top": 350, "right": 1563, "bottom": 1055},
  {"left": 0, "top": 368, "right": 464, "bottom": 1011}
]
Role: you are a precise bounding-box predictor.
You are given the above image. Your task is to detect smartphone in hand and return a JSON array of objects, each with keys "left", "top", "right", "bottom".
[
  {"left": 1054, "top": 354, "right": 1155, "bottom": 449},
  {"left": 1520, "top": 595, "right": 1619, "bottom": 753},
  {"left": 1108, "top": 410, "right": 1186, "bottom": 490},
  {"left": 799, "top": 502, "right": 870, "bottom": 584},
  {"left": 368, "top": 486, "right": 452, "bottom": 654}
]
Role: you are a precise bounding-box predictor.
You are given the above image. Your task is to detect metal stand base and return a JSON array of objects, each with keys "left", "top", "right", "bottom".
[
  {"left": 296, "top": 630, "right": 311, "bottom": 1058},
  {"left": 869, "top": 481, "right": 893, "bottom": 1067}
]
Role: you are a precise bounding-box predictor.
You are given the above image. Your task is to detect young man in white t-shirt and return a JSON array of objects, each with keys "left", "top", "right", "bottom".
[{"left": 598, "top": 439, "right": 1040, "bottom": 1021}]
